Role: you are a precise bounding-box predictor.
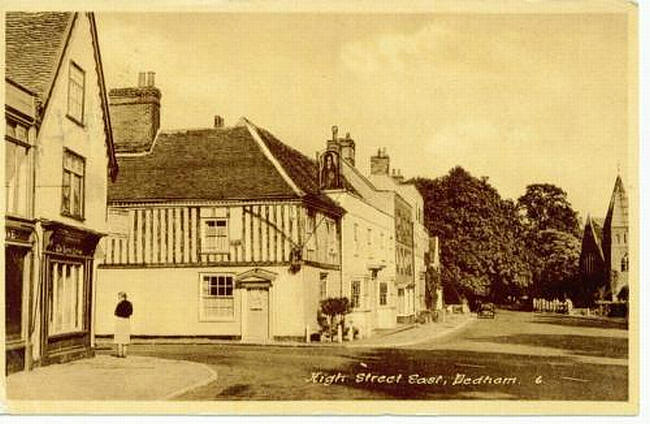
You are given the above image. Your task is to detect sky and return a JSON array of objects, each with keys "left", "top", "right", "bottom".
[{"left": 96, "top": 11, "right": 632, "bottom": 221}]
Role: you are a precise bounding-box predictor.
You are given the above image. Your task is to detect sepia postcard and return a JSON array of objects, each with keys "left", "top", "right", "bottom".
[{"left": 0, "top": 0, "right": 640, "bottom": 417}]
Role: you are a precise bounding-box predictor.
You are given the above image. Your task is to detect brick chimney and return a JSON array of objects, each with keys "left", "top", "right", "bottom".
[
  {"left": 370, "top": 148, "right": 390, "bottom": 175},
  {"left": 339, "top": 131, "right": 356, "bottom": 166},
  {"left": 109, "top": 72, "right": 161, "bottom": 153}
]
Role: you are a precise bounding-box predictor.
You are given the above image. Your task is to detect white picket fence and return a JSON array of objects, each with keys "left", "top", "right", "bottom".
[{"left": 533, "top": 298, "right": 573, "bottom": 314}]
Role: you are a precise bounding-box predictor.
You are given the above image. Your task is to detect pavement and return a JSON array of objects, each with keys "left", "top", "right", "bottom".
[
  {"left": 5, "top": 353, "right": 216, "bottom": 401},
  {"left": 347, "top": 311, "right": 474, "bottom": 348},
  {"left": 94, "top": 311, "right": 475, "bottom": 349},
  {"left": 5, "top": 312, "right": 472, "bottom": 402}
]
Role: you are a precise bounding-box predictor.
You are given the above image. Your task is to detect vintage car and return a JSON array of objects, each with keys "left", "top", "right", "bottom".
[{"left": 477, "top": 302, "right": 496, "bottom": 319}]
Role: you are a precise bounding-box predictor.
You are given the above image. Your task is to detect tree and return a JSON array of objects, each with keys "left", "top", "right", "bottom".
[
  {"left": 517, "top": 184, "right": 581, "bottom": 236},
  {"left": 518, "top": 184, "right": 582, "bottom": 301},
  {"left": 318, "top": 297, "right": 351, "bottom": 341},
  {"left": 413, "top": 167, "right": 532, "bottom": 304},
  {"left": 528, "top": 229, "right": 581, "bottom": 299},
  {"left": 424, "top": 267, "right": 442, "bottom": 309}
]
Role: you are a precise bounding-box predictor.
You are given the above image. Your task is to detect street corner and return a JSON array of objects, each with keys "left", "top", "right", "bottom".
[
  {"left": 5, "top": 354, "right": 217, "bottom": 401},
  {"left": 346, "top": 310, "right": 476, "bottom": 348}
]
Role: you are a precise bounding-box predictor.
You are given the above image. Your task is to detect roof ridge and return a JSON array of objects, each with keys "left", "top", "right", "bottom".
[{"left": 159, "top": 126, "right": 235, "bottom": 135}]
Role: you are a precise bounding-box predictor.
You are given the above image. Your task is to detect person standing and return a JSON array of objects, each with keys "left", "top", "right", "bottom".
[{"left": 114, "top": 292, "right": 133, "bottom": 358}]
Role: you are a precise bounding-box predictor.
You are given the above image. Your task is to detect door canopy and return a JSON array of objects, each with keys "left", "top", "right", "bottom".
[{"left": 236, "top": 268, "right": 277, "bottom": 288}]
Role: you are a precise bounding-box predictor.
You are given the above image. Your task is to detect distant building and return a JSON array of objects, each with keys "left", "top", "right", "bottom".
[
  {"left": 323, "top": 128, "right": 437, "bottom": 336},
  {"left": 4, "top": 12, "right": 118, "bottom": 373},
  {"left": 579, "top": 175, "right": 629, "bottom": 302}
]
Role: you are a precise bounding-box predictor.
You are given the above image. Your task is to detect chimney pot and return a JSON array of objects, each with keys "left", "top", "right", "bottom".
[
  {"left": 214, "top": 115, "right": 224, "bottom": 128},
  {"left": 332, "top": 125, "right": 338, "bottom": 140},
  {"left": 146, "top": 71, "right": 156, "bottom": 87},
  {"left": 138, "top": 72, "right": 146, "bottom": 87}
]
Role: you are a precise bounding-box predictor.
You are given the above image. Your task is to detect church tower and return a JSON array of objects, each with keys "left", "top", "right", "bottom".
[{"left": 602, "top": 175, "right": 629, "bottom": 300}]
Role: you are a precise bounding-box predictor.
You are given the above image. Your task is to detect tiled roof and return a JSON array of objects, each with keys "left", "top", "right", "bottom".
[
  {"left": 108, "top": 126, "right": 296, "bottom": 202},
  {"left": 256, "top": 125, "right": 359, "bottom": 198},
  {"left": 5, "top": 12, "right": 74, "bottom": 102},
  {"left": 108, "top": 123, "right": 345, "bottom": 214}
]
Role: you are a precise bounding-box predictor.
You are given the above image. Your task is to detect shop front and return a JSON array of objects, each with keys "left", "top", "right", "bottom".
[
  {"left": 38, "top": 221, "right": 103, "bottom": 366},
  {"left": 4, "top": 217, "right": 35, "bottom": 374}
]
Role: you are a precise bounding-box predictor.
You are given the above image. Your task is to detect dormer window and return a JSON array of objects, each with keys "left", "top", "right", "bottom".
[{"left": 67, "top": 61, "right": 85, "bottom": 124}]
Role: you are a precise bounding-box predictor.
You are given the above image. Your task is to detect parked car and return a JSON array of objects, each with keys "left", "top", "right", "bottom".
[{"left": 477, "top": 302, "right": 496, "bottom": 319}]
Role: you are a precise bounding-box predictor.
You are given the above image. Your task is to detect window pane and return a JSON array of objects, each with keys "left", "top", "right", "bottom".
[
  {"left": 6, "top": 121, "right": 16, "bottom": 138},
  {"left": 62, "top": 171, "right": 71, "bottom": 213},
  {"left": 71, "top": 155, "right": 84, "bottom": 174},
  {"left": 15, "top": 124, "right": 27, "bottom": 141},
  {"left": 68, "top": 64, "right": 85, "bottom": 121},
  {"left": 55, "top": 265, "right": 63, "bottom": 332},
  {"left": 47, "top": 262, "right": 84, "bottom": 335},
  {"left": 5, "top": 142, "right": 16, "bottom": 213},
  {"left": 201, "top": 275, "right": 234, "bottom": 319},
  {"left": 225, "top": 277, "right": 233, "bottom": 296},
  {"left": 73, "top": 175, "right": 82, "bottom": 216}
]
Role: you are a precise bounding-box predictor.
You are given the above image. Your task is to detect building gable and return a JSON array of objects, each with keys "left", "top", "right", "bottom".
[
  {"left": 29, "top": 12, "right": 117, "bottom": 231},
  {"left": 5, "top": 12, "right": 117, "bottom": 177}
]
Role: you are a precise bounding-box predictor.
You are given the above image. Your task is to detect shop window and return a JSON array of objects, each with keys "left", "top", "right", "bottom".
[
  {"left": 5, "top": 248, "right": 26, "bottom": 340},
  {"left": 48, "top": 261, "right": 84, "bottom": 335}
]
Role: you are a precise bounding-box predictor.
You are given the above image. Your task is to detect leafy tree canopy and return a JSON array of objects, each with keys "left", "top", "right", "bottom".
[
  {"left": 528, "top": 229, "right": 581, "bottom": 299},
  {"left": 517, "top": 183, "right": 581, "bottom": 236},
  {"left": 413, "top": 167, "right": 531, "bottom": 302}
]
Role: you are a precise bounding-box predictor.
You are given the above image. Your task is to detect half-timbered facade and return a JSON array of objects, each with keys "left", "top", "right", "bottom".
[
  {"left": 5, "top": 12, "right": 118, "bottom": 372},
  {"left": 95, "top": 88, "right": 342, "bottom": 341}
]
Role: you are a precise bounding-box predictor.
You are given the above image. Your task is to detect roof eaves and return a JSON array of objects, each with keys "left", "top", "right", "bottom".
[
  {"left": 115, "top": 128, "right": 162, "bottom": 157},
  {"left": 87, "top": 12, "right": 118, "bottom": 180},
  {"left": 240, "top": 117, "right": 305, "bottom": 198}
]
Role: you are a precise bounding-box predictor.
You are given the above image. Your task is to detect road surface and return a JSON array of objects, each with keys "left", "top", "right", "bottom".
[{"left": 125, "top": 310, "right": 628, "bottom": 400}]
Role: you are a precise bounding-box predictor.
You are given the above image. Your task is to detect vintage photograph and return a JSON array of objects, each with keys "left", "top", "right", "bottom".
[{"left": 1, "top": 1, "right": 638, "bottom": 415}]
